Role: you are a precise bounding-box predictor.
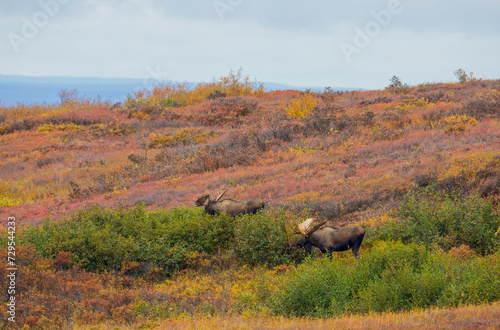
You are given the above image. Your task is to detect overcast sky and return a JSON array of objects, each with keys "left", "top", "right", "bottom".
[{"left": 1, "top": 0, "right": 499, "bottom": 89}]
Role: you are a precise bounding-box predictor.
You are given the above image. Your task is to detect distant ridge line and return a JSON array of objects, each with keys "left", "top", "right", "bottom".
[{"left": 0, "top": 74, "right": 362, "bottom": 106}]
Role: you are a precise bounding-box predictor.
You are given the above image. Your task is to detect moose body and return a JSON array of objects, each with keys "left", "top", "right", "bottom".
[
  {"left": 297, "top": 225, "right": 365, "bottom": 259},
  {"left": 195, "top": 191, "right": 264, "bottom": 217}
]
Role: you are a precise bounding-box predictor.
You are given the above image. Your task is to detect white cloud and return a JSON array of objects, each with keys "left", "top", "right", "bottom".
[{"left": 1, "top": 0, "right": 499, "bottom": 89}]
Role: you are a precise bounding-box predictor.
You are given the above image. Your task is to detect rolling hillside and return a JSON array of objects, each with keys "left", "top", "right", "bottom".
[
  {"left": 1, "top": 72, "right": 499, "bottom": 225},
  {"left": 1, "top": 71, "right": 499, "bottom": 328}
]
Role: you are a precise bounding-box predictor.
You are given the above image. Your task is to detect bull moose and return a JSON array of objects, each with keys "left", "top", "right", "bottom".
[
  {"left": 195, "top": 189, "right": 265, "bottom": 217},
  {"left": 297, "top": 224, "right": 365, "bottom": 259}
]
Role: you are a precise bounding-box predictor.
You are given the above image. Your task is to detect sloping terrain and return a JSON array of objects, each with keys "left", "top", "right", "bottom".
[
  {"left": 1, "top": 74, "right": 499, "bottom": 226},
  {"left": 1, "top": 72, "right": 500, "bottom": 328}
]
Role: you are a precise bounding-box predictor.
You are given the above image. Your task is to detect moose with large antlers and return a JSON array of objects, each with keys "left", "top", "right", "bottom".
[
  {"left": 195, "top": 189, "right": 265, "bottom": 217},
  {"left": 296, "top": 218, "right": 365, "bottom": 259}
]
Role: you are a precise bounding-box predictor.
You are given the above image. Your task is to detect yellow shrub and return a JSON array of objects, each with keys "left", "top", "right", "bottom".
[
  {"left": 437, "top": 151, "right": 500, "bottom": 183},
  {"left": 38, "top": 124, "right": 55, "bottom": 132},
  {"left": 148, "top": 128, "right": 216, "bottom": 148},
  {"left": 148, "top": 134, "right": 174, "bottom": 148},
  {"left": 396, "top": 98, "right": 429, "bottom": 110},
  {"left": 41, "top": 109, "right": 68, "bottom": 118},
  {"left": 38, "top": 123, "right": 85, "bottom": 132},
  {"left": 289, "top": 191, "right": 322, "bottom": 203},
  {"left": 285, "top": 93, "right": 317, "bottom": 119},
  {"left": 443, "top": 114, "right": 477, "bottom": 134},
  {"left": 129, "top": 110, "right": 149, "bottom": 120},
  {"left": 209, "top": 68, "right": 264, "bottom": 97},
  {"left": 0, "top": 124, "right": 12, "bottom": 134},
  {"left": 0, "top": 196, "right": 22, "bottom": 208},
  {"left": 288, "top": 145, "right": 317, "bottom": 155},
  {"left": 174, "top": 128, "right": 216, "bottom": 144}
]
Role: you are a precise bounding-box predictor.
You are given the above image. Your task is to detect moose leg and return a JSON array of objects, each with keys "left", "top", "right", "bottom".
[
  {"left": 352, "top": 248, "right": 360, "bottom": 259},
  {"left": 351, "top": 234, "right": 365, "bottom": 260},
  {"left": 325, "top": 247, "right": 335, "bottom": 259}
]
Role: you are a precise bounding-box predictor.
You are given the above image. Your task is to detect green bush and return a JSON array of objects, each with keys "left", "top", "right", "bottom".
[
  {"left": 373, "top": 189, "right": 500, "bottom": 254},
  {"left": 269, "top": 241, "right": 429, "bottom": 317},
  {"left": 268, "top": 241, "right": 500, "bottom": 318},
  {"left": 269, "top": 257, "right": 357, "bottom": 317},
  {"left": 23, "top": 205, "right": 301, "bottom": 276},
  {"left": 355, "top": 259, "right": 445, "bottom": 313},
  {"left": 23, "top": 204, "right": 235, "bottom": 276},
  {"left": 23, "top": 206, "right": 138, "bottom": 271},
  {"left": 232, "top": 208, "right": 299, "bottom": 266}
]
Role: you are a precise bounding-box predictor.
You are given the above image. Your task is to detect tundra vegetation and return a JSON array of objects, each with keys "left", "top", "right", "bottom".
[{"left": 1, "top": 70, "right": 500, "bottom": 328}]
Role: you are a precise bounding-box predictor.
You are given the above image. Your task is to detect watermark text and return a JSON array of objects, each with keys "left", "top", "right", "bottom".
[
  {"left": 213, "top": 0, "right": 243, "bottom": 20},
  {"left": 6, "top": 216, "right": 17, "bottom": 323},
  {"left": 339, "top": 0, "right": 403, "bottom": 63},
  {"left": 7, "top": 0, "right": 72, "bottom": 53}
]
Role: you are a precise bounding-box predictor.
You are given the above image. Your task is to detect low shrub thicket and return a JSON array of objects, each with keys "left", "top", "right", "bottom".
[
  {"left": 23, "top": 205, "right": 295, "bottom": 277},
  {"left": 269, "top": 241, "right": 500, "bottom": 317},
  {"left": 233, "top": 209, "right": 300, "bottom": 266},
  {"left": 370, "top": 189, "right": 500, "bottom": 255},
  {"left": 23, "top": 205, "right": 235, "bottom": 276}
]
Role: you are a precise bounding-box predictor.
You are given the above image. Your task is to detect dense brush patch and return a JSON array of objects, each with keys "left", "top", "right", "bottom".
[
  {"left": 368, "top": 189, "right": 500, "bottom": 254},
  {"left": 21, "top": 206, "right": 296, "bottom": 277},
  {"left": 269, "top": 241, "right": 500, "bottom": 317}
]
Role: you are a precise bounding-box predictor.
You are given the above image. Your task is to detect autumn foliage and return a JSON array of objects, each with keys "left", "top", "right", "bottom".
[{"left": 1, "top": 71, "right": 500, "bottom": 328}]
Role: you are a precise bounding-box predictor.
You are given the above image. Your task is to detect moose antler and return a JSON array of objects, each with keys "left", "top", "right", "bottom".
[
  {"left": 215, "top": 188, "right": 227, "bottom": 202},
  {"left": 297, "top": 218, "right": 327, "bottom": 235}
]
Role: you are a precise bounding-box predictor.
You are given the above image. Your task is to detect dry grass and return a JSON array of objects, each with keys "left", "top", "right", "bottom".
[{"left": 77, "top": 303, "right": 500, "bottom": 329}]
